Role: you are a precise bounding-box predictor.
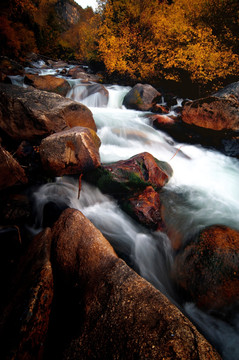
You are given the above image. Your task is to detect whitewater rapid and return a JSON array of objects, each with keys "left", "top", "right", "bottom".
[{"left": 31, "top": 75, "right": 239, "bottom": 360}]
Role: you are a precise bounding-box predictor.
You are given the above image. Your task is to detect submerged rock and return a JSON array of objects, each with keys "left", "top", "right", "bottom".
[
  {"left": 0, "top": 83, "right": 96, "bottom": 141},
  {"left": 172, "top": 225, "right": 239, "bottom": 311},
  {"left": 48, "top": 208, "right": 221, "bottom": 360},
  {"left": 123, "top": 83, "right": 161, "bottom": 111},
  {"left": 40, "top": 126, "right": 101, "bottom": 176}
]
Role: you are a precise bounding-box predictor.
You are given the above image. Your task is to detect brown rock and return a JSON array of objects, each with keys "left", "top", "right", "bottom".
[
  {"left": 151, "top": 104, "right": 170, "bottom": 114},
  {"left": 0, "top": 83, "right": 96, "bottom": 141},
  {"left": 213, "top": 81, "right": 239, "bottom": 102},
  {"left": 182, "top": 82, "right": 239, "bottom": 131},
  {"left": 47, "top": 60, "right": 69, "bottom": 68},
  {"left": 68, "top": 66, "right": 99, "bottom": 82},
  {"left": 49, "top": 208, "right": 221, "bottom": 360},
  {"left": 40, "top": 126, "right": 101, "bottom": 176},
  {"left": 0, "top": 228, "right": 54, "bottom": 360},
  {"left": 149, "top": 114, "right": 197, "bottom": 146},
  {"left": 105, "top": 152, "right": 173, "bottom": 191},
  {"left": 151, "top": 114, "right": 176, "bottom": 126},
  {"left": 120, "top": 186, "right": 165, "bottom": 230},
  {"left": 85, "top": 152, "right": 173, "bottom": 195},
  {"left": 0, "top": 145, "right": 27, "bottom": 190},
  {"left": 24, "top": 74, "right": 71, "bottom": 96},
  {"left": 123, "top": 83, "right": 161, "bottom": 111},
  {"left": 172, "top": 225, "right": 239, "bottom": 310}
]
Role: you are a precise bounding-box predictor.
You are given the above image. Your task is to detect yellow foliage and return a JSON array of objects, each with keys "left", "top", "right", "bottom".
[
  {"left": 97, "top": 0, "right": 239, "bottom": 86},
  {"left": 59, "top": 13, "right": 100, "bottom": 62}
]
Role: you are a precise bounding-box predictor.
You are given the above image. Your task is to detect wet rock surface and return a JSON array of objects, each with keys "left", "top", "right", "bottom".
[
  {"left": 123, "top": 83, "right": 161, "bottom": 111},
  {"left": 85, "top": 152, "right": 173, "bottom": 195},
  {"left": 182, "top": 96, "right": 239, "bottom": 131},
  {"left": 24, "top": 74, "right": 71, "bottom": 96},
  {"left": 48, "top": 208, "right": 221, "bottom": 360},
  {"left": 119, "top": 186, "right": 165, "bottom": 230},
  {"left": 40, "top": 126, "right": 101, "bottom": 176},
  {"left": 0, "top": 83, "right": 96, "bottom": 141},
  {"left": 181, "top": 82, "right": 239, "bottom": 131},
  {"left": 172, "top": 225, "right": 239, "bottom": 311}
]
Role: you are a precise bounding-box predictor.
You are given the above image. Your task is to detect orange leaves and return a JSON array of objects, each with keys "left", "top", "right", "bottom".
[
  {"left": 59, "top": 12, "right": 100, "bottom": 62},
  {"left": 0, "top": 16, "right": 37, "bottom": 59},
  {"left": 97, "top": 0, "right": 239, "bottom": 88}
]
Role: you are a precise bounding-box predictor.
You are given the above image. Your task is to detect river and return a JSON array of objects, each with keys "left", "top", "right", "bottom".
[{"left": 20, "top": 64, "right": 239, "bottom": 360}]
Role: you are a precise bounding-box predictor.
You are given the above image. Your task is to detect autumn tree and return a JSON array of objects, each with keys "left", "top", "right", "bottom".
[
  {"left": 149, "top": 0, "right": 239, "bottom": 88},
  {"left": 97, "top": 0, "right": 239, "bottom": 92},
  {"left": 98, "top": 0, "right": 160, "bottom": 81},
  {"left": 0, "top": 0, "right": 37, "bottom": 59},
  {"left": 58, "top": 7, "right": 100, "bottom": 61},
  {"left": 0, "top": 0, "right": 100, "bottom": 61}
]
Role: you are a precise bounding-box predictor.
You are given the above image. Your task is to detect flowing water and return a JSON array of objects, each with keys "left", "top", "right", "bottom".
[{"left": 29, "top": 68, "right": 239, "bottom": 359}]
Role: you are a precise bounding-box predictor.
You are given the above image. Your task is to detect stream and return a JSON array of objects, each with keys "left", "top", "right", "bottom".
[{"left": 17, "top": 63, "right": 239, "bottom": 359}]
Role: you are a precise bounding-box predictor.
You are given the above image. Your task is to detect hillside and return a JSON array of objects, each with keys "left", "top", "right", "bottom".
[{"left": 0, "top": 0, "right": 97, "bottom": 61}]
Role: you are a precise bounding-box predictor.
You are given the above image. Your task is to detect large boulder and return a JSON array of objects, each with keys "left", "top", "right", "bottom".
[
  {"left": 0, "top": 145, "right": 27, "bottom": 190},
  {"left": 85, "top": 152, "right": 173, "bottom": 196},
  {"left": 0, "top": 83, "right": 96, "bottom": 141},
  {"left": 40, "top": 126, "right": 101, "bottom": 176},
  {"left": 48, "top": 208, "right": 221, "bottom": 360},
  {"left": 182, "top": 82, "right": 239, "bottom": 131},
  {"left": 24, "top": 74, "right": 71, "bottom": 96},
  {"left": 123, "top": 83, "right": 161, "bottom": 111},
  {"left": 0, "top": 228, "right": 54, "bottom": 360},
  {"left": 213, "top": 81, "right": 239, "bottom": 102},
  {"left": 172, "top": 225, "right": 239, "bottom": 310}
]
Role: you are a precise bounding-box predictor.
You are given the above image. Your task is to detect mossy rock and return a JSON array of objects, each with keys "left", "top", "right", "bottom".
[{"left": 84, "top": 152, "right": 173, "bottom": 197}]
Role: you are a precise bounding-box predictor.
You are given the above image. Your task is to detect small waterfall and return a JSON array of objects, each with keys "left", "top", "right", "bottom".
[
  {"left": 31, "top": 178, "right": 175, "bottom": 299},
  {"left": 106, "top": 84, "right": 132, "bottom": 108},
  {"left": 31, "top": 175, "right": 239, "bottom": 360},
  {"left": 9, "top": 75, "right": 26, "bottom": 87},
  {"left": 67, "top": 83, "right": 109, "bottom": 107},
  {"left": 29, "top": 77, "right": 239, "bottom": 359},
  {"left": 67, "top": 82, "right": 132, "bottom": 109}
]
